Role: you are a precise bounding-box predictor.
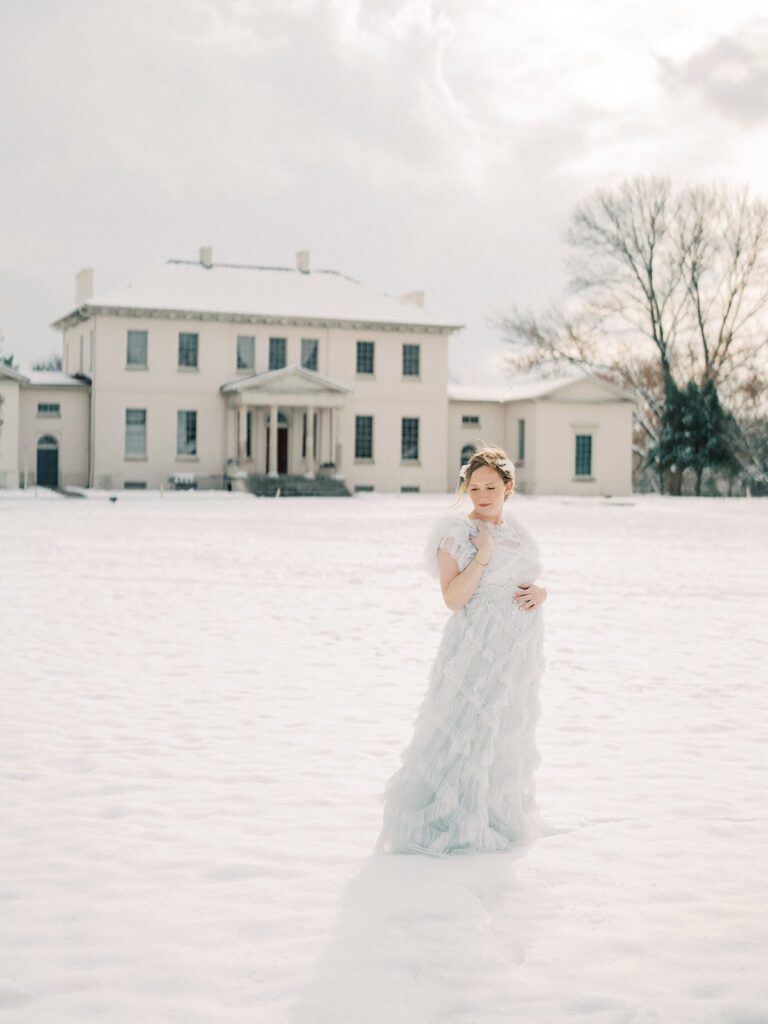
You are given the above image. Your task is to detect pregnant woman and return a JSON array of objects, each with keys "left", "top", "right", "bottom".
[{"left": 375, "top": 446, "right": 549, "bottom": 856}]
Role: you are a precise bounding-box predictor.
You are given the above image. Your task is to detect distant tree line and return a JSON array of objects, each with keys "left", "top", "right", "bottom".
[
  {"left": 0, "top": 328, "right": 15, "bottom": 370},
  {"left": 32, "top": 354, "right": 62, "bottom": 370},
  {"left": 499, "top": 177, "right": 768, "bottom": 495},
  {"left": 0, "top": 330, "right": 10, "bottom": 444}
]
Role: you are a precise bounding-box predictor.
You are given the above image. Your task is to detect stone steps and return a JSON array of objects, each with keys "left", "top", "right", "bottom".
[{"left": 246, "top": 474, "right": 351, "bottom": 497}]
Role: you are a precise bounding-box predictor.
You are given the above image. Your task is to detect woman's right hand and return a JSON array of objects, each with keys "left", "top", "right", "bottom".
[{"left": 469, "top": 523, "right": 493, "bottom": 564}]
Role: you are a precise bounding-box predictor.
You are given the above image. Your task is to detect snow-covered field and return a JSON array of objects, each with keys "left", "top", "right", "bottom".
[{"left": 1, "top": 490, "right": 766, "bottom": 1024}]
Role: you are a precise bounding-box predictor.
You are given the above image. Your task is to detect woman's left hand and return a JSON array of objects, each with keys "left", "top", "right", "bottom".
[{"left": 514, "top": 583, "right": 547, "bottom": 612}]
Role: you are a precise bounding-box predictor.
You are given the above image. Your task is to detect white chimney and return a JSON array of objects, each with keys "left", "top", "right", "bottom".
[
  {"left": 296, "top": 250, "right": 310, "bottom": 274},
  {"left": 199, "top": 246, "right": 213, "bottom": 268},
  {"left": 400, "top": 290, "right": 425, "bottom": 308},
  {"left": 76, "top": 268, "right": 94, "bottom": 305}
]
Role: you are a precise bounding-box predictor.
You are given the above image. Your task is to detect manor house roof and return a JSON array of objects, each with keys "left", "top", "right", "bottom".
[{"left": 52, "top": 256, "right": 462, "bottom": 333}]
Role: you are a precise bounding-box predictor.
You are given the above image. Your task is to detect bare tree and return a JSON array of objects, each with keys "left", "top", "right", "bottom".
[
  {"left": 677, "top": 183, "right": 768, "bottom": 395},
  {"left": 498, "top": 176, "right": 768, "bottom": 493},
  {"left": 32, "top": 354, "right": 63, "bottom": 371},
  {"left": 566, "top": 176, "right": 687, "bottom": 383},
  {"left": 0, "top": 329, "right": 12, "bottom": 444},
  {"left": 0, "top": 327, "right": 17, "bottom": 370}
]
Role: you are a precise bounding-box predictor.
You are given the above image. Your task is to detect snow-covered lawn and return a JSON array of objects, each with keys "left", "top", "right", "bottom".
[{"left": 1, "top": 491, "right": 766, "bottom": 1023}]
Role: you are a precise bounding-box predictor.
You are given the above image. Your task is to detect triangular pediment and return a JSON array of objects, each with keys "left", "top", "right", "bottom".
[{"left": 221, "top": 364, "right": 350, "bottom": 396}]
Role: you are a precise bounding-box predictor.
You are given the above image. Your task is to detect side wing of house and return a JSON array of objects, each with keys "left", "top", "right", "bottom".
[
  {"left": 524, "top": 378, "right": 633, "bottom": 496},
  {"left": 19, "top": 379, "right": 90, "bottom": 488},
  {"left": 0, "top": 367, "right": 90, "bottom": 489},
  {"left": 447, "top": 398, "right": 507, "bottom": 489},
  {"left": 447, "top": 375, "right": 634, "bottom": 496},
  {"left": 0, "top": 369, "right": 23, "bottom": 487}
]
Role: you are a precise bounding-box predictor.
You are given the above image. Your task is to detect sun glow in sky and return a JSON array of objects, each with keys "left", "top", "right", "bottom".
[{"left": 0, "top": 0, "right": 766, "bottom": 380}]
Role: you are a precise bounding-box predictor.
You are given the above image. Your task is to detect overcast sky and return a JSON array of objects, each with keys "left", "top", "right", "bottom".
[{"left": 1, "top": 0, "right": 766, "bottom": 382}]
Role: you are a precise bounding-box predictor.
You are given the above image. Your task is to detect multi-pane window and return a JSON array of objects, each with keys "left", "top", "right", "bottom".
[
  {"left": 237, "top": 335, "right": 255, "bottom": 371},
  {"left": 401, "top": 417, "right": 419, "bottom": 461},
  {"left": 127, "top": 330, "right": 148, "bottom": 367},
  {"left": 461, "top": 415, "right": 479, "bottom": 427},
  {"left": 575, "top": 434, "right": 592, "bottom": 476},
  {"left": 518, "top": 419, "right": 526, "bottom": 463},
  {"left": 37, "top": 403, "right": 60, "bottom": 417},
  {"left": 269, "top": 337, "right": 287, "bottom": 370},
  {"left": 177, "top": 411, "right": 197, "bottom": 456},
  {"left": 355, "top": 416, "right": 373, "bottom": 459},
  {"left": 125, "top": 409, "right": 146, "bottom": 458},
  {"left": 301, "top": 338, "right": 318, "bottom": 371},
  {"left": 178, "top": 332, "right": 198, "bottom": 368},
  {"left": 402, "top": 343, "right": 420, "bottom": 376},
  {"left": 356, "top": 340, "right": 374, "bottom": 374}
]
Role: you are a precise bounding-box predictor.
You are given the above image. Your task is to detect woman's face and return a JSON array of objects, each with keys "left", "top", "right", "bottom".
[{"left": 466, "top": 464, "right": 513, "bottom": 519}]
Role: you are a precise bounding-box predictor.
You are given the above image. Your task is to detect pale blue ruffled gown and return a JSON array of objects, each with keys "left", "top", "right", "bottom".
[{"left": 375, "top": 510, "right": 547, "bottom": 856}]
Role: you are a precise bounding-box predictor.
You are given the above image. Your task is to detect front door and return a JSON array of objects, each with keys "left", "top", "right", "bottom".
[
  {"left": 37, "top": 435, "right": 59, "bottom": 488},
  {"left": 265, "top": 421, "right": 289, "bottom": 474}
]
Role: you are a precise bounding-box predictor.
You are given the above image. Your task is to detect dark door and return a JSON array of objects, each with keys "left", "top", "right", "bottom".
[
  {"left": 37, "top": 436, "right": 59, "bottom": 487},
  {"left": 265, "top": 426, "right": 289, "bottom": 474}
]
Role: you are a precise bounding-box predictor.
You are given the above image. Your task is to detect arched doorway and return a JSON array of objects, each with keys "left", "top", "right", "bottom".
[
  {"left": 37, "top": 435, "right": 59, "bottom": 488},
  {"left": 265, "top": 411, "right": 289, "bottom": 474}
]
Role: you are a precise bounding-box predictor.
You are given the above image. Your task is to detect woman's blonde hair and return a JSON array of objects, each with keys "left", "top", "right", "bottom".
[{"left": 451, "top": 444, "right": 515, "bottom": 505}]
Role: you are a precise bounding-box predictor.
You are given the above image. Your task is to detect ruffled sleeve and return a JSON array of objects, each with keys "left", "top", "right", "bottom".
[{"left": 423, "top": 514, "right": 475, "bottom": 579}]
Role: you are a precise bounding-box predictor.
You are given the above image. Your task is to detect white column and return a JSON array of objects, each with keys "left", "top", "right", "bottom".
[
  {"left": 305, "top": 405, "right": 316, "bottom": 477},
  {"left": 334, "top": 405, "right": 343, "bottom": 474},
  {"left": 268, "top": 404, "right": 278, "bottom": 477}
]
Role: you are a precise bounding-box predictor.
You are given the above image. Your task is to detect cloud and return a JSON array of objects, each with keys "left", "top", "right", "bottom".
[
  {"left": 1, "top": 0, "right": 767, "bottom": 379},
  {"left": 657, "top": 19, "right": 768, "bottom": 125}
]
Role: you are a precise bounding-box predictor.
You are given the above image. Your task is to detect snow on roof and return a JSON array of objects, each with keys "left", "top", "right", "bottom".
[
  {"left": 0, "top": 364, "right": 28, "bottom": 383},
  {"left": 447, "top": 383, "right": 509, "bottom": 403},
  {"left": 0, "top": 365, "right": 87, "bottom": 387},
  {"left": 23, "top": 371, "right": 88, "bottom": 387},
  {"left": 448, "top": 367, "right": 592, "bottom": 403},
  {"left": 54, "top": 260, "right": 462, "bottom": 331}
]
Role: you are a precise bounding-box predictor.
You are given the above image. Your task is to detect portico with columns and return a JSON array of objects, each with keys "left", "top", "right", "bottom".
[{"left": 221, "top": 366, "right": 350, "bottom": 478}]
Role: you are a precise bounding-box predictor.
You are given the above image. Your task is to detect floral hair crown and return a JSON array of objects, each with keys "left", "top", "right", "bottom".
[{"left": 460, "top": 457, "right": 515, "bottom": 481}]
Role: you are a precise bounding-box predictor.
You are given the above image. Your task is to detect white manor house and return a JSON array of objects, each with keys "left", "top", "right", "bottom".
[{"left": 0, "top": 250, "right": 633, "bottom": 495}]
